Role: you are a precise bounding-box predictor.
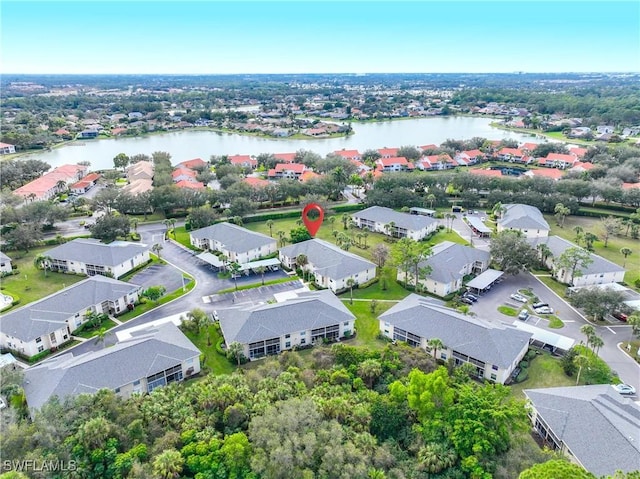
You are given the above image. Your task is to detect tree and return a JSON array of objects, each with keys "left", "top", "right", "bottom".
[
  {"left": 90, "top": 213, "right": 130, "bottom": 243},
  {"left": 628, "top": 312, "right": 640, "bottom": 337},
  {"left": 152, "top": 243, "right": 163, "bottom": 259},
  {"left": 187, "top": 205, "right": 218, "bottom": 230},
  {"left": 574, "top": 354, "right": 589, "bottom": 385},
  {"left": 143, "top": 285, "right": 166, "bottom": 304},
  {"left": 590, "top": 335, "right": 604, "bottom": 357},
  {"left": 276, "top": 230, "right": 287, "bottom": 247},
  {"left": 570, "top": 287, "right": 625, "bottom": 321},
  {"left": 357, "top": 358, "right": 382, "bottom": 388},
  {"left": 266, "top": 219, "right": 275, "bottom": 237},
  {"left": 554, "top": 203, "right": 570, "bottom": 228},
  {"left": 584, "top": 232, "right": 598, "bottom": 251},
  {"left": 152, "top": 449, "right": 184, "bottom": 479},
  {"left": 556, "top": 247, "right": 593, "bottom": 285},
  {"left": 289, "top": 226, "right": 312, "bottom": 244},
  {"left": 427, "top": 338, "right": 445, "bottom": 362},
  {"left": 113, "top": 153, "right": 130, "bottom": 171},
  {"left": 228, "top": 262, "right": 242, "bottom": 291},
  {"left": 392, "top": 238, "right": 421, "bottom": 286},
  {"left": 4, "top": 224, "right": 42, "bottom": 252},
  {"left": 599, "top": 216, "right": 622, "bottom": 247},
  {"left": 390, "top": 367, "right": 454, "bottom": 423},
  {"left": 518, "top": 459, "right": 596, "bottom": 479},
  {"left": 346, "top": 277, "right": 356, "bottom": 304},
  {"left": 295, "top": 254, "right": 308, "bottom": 281},
  {"left": 580, "top": 324, "right": 596, "bottom": 349},
  {"left": 182, "top": 308, "right": 209, "bottom": 335},
  {"left": 371, "top": 243, "right": 390, "bottom": 269},
  {"left": 33, "top": 254, "right": 52, "bottom": 277},
  {"left": 573, "top": 225, "right": 584, "bottom": 245},
  {"left": 536, "top": 243, "right": 553, "bottom": 267},
  {"left": 255, "top": 266, "right": 267, "bottom": 285},
  {"left": 226, "top": 341, "right": 246, "bottom": 366},
  {"left": 620, "top": 247, "right": 632, "bottom": 267},
  {"left": 490, "top": 231, "right": 538, "bottom": 275}
]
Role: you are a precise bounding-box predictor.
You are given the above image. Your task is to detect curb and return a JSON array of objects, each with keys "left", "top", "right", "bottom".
[
  {"left": 616, "top": 342, "right": 640, "bottom": 370},
  {"left": 530, "top": 274, "right": 589, "bottom": 323}
]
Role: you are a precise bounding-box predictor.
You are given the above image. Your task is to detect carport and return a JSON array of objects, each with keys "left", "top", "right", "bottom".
[
  {"left": 239, "top": 257, "right": 281, "bottom": 272},
  {"left": 197, "top": 251, "right": 225, "bottom": 270},
  {"left": 465, "top": 216, "right": 492, "bottom": 237},
  {"left": 465, "top": 269, "right": 504, "bottom": 293},
  {"left": 511, "top": 321, "right": 575, "bottom": 354}
]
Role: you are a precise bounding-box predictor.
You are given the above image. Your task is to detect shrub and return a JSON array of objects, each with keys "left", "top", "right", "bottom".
[
  {"left": 519, "top": 360, "right": 529, "bottom": 369},
  {"left": 516, "top": 369, "right": 529, "bottom": 383},
  {"left": 525, "top": 349, "right": 538, "bottom": 361},
  {"left": 215, "top": 337, "right": 225, "bottom": 355}
]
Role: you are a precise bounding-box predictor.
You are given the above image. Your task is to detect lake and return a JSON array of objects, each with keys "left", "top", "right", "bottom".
[{"left": 22, "top": 116, "right": 547, "bottom": 170}]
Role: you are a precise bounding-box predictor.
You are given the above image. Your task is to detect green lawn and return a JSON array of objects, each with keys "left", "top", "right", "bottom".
[
  {"left": 0, "top": 247, "right": 84, "bottom": 309},
  {"left": 344, "top": 300, "right": 394, "bottom": 349},
  {"left": 535, "top": 274, "right": 569, "bottom": 298},
  {"left": 116, "top": 277, "right": 195, "bottom": 322},
  {"left": 545, "top": 215, "right": 640, "bottom": 291},
  {"left": 547, "top": 316, "right": 565, "bottom": 329},
  {"left": 498, "top": 305, "right": 518, "bottom": 317},
  {"left": 173, "top": 226, "right": 200, "bottom": 251},
  {"left": 621, "top": 340, "right": 640, "bottom": 364},
  {"left": 184, "top": 324, "right": 235, "bottom": 375},
  {"left": 74, "top": 319, "right": 119, "bottom": 339},
  {"left": 346, "top": 271, "right": 410, "bottom": 300},
  {"left": 510, "top": 352, "right": 574, "bottom": 398}
]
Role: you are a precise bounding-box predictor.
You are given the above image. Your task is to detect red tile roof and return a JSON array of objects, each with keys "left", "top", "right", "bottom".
[
  {"left": 274, "top": 153, "right": 296, "bottom": 163},
  {"left": 378, "top": 157, "right": 408, "bottom": 167},
  {"left": 570, "top": 161, "right": 595, "bottom": 171},
  {"left": 175, "top": 180, "right": 205, "bottom": 189},
  {"left": 333, "top": 149, "right": 361, "bottom": 159},
  {"left": 300, "top": 171, "right": 321, "bottom": 182},
  {"left": 528, "top": 168, "right": 565, "bottom": 180},
  {"left": 420, "top": 144, "right": 438, "bottom": 151},
  {"left": 378, "top": 147, "right": 399, "bottom": 157},
  {"left": 469, "top": 168, "right": 503, "bottom": 177},
  {"left": 172, "top": 168, "right": 197, "bottom": 179},
  {"left": 498, "top": 147, "right": 524, "bottom": 157},
  {"left": 111, "top": 128, "right": 127, "bottom": 135},
  {"left": 569, "top": 147, "right": 588, "bottom": 158},
  {"left": 520, "top": 142, "right": 538, "bottom": 152},
  {"left": 462, "top": 149, "right": 484, "bottom": 158},
  {"left": 275, "top": 163, "right": 306, "bottom": 173},
  {"left": 546, "top": 153, "right": 578, "bottom": 164},
  {"left": 179, "top": 158, "right": 207, "bottom": 170},
  {"left": 243, "top": 177, "right": 270, "bottom": 187},
  {"left": 229, "top": 155, "right": 256, "bottom": 167},
  {"left": 622, "top": 182, "right": 640, "bottom": 190},
  {"left": 54, "top": 128, "right": 70, "bottom": 135}
]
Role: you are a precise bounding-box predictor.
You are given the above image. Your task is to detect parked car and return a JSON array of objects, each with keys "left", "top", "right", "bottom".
[
  {"left": 510, "top": 293, "right": 528, "bottom": 303},
  {"left": 612, "top": 311, "right": 628, "bottom": 322},
  {"left": 613, "top": 383, "right": 636, "bottom": 395},
  {"left": 460, "top": 297, "right": 474, "bottom": 305},
  {"left": 518, "top": 309, "right": 530, "bottom": 321},
  {"left": 463, "top": 292, "right": 478, "bottom": 301},
  {"left": 534, "top": 306, "right": 554, "bottom": 315},
  {"left": 532, "top": 302, "right": 549, "bottom": 309}
]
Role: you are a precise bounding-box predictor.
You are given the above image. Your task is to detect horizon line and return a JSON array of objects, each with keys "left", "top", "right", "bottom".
[{"left": 4, "top": 71, "right": 640, "bottom": 76}]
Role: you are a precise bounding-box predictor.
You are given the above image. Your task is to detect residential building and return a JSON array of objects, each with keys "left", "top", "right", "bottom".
[
  {"left": 45, "top": 238, "right": 150, "bottom": 278},
  {"left": 122, "top": 178, "right": 153, "bottom": 196},
  {"left": 0, "top": 142, "right": 16, "bottom": 155},
  {"left": 524, "top": 385, "right": 640, "bottom": 477},
  {"left": 267, "top": 163, "right": 307, "bottom": 179},
  {"left": 126, "top": 161, "right": 154, "bottom": 181},
  {"left": 243, "top": 177, "right": 270, "bottom": 187},
  {"left": 538, "top": 153, "right": 579, "bottom": 169},
  {"left": 279, "top": 239, "right": 376, "bottom": 293},
  {"left": 497, "top": 147, "right": 524, "bottom": 161},
  {"left": 190, "top": 222, "right": 277, "bottom": 264},
  {"left": 375, "top": 156, "right": 411, "bottom": 172},
  {"left": 0, "top": 252, "right": 12, "bottom": 274},
  {"left": 333, "top": 149, "right": 362, "bottom": 161},
  {"left": 405, "top": 241, "right": 490, "bottom": 297},
  {"left": 178, "top": 158, "right": 207, "bottom": 170},
  {"left": 377, "top": 147, "right": 399, "bottom": 158},
  {"left": 175, "top": 180, "right": 205, "bottom": 189},
  {"left": 229, "top": 155, "right": 257, "bottom": 169},
  {"left": 24, "top": 322, "right": 200, "bottom": 413},
  {"left": 70, "top": 172, "right": 101, "bottom": 194},
  {"left": 273, "top": 152, "right": 297, "bottom": 163},
  {"left": 352, "top": 206, "right": 438, "bottom": 240},
  {"left": 216, "top": 290, "right": 355, "bottom": 360},
  {"left": 528, "top": 236, "right": 625, "bottom": 286},
  {"left": 0, "top": 276, "right": 140, "bottom": 359},
  {"left": 172, "top": 167, "right": 198, "bottom": 183},
  {"left": 522, "top": 168, "right": 565, "bottom": 181},
  {"left": 423, "top": 154, "right": 456, "bottom": 170},
  {"left": 455, "top": 149, "right": 484, "bottom": 165},
  {"left": 78, "top": 130, "right": 98, "bottom": 139},
  {"left": 380, "top": 295, "right": 531, "bottom": 383},
  {"left": 14, "top": 164, "right": 87, "bottom": 202},
  {"left": 497, "top": 204, "right": 549, "bottom": 238}
]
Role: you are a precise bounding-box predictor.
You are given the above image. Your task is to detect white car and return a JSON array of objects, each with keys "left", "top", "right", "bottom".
[
  {"left": 510, "top": 293, "right": 528, "bottom": 303},
  {"left": 613, "top": 384, "right": 636, "bottom": 395},
  {"left": 534, "top": 306, "right": 554, "bottom": 315},
  {"left": 0, "top": 397, "right": 6, "bottom": 410}
]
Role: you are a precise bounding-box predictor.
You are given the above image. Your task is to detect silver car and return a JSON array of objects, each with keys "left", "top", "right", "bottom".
[
  {"left": 510, "top": 293, "right": 528, "bottom": 303},
  {"left": 613, "top": 384, "right": 636, "bottom": 395}
]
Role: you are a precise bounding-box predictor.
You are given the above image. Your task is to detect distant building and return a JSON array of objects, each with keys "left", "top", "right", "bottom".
[
  {"left": 228, "top": 155, "right": 257, "bottom": 169},
  {"left": 0, "top": 252, "right": 12, "bottom": 274},
  {"left": 497, "top": 204, "right": 549, "bottom": 238},
  {"left": 190, "top": 222, "right": 277, "bottom": 264},
  {"left": 352, "top": 206, "right": 438, "bottom": 240},
  {"left": 14, "top": 164, "right": 87, "bottom": 202},
  {"left": 0, "top": 142, "right": 16, "bottom": 155}
]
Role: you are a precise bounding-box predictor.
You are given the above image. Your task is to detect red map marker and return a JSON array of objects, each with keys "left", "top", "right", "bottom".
[{"left": 302, "top": 203, "right": 324, "bottom": 237}]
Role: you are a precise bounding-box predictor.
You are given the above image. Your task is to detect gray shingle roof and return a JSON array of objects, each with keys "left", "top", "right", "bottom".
[
  {"left": 353, "top": 206, "right": 438, "bottom": 231},
  {"left": 45, "top": 238, "right": 149, "bottom": 267},
  {"left": 498, "top": 204, "right": 550, "bottom": 230},
  {"left": 0, "top": 251, "right": 11, "bottom": 262},
  {"left": 0, "top": 276, "right": 140, "bottom": 342},
  {"left": 24, "top": 322, "right": 200, "bottom": 411},
  {"left": 280, "top": 239, "right": 375, "bottom": 280},
  {"left": 528, "top": 236, "right": 625, "bottom": 275},
  {"left": 524, "top": 385, "right": 640, "bottom": 476},
  {"left": 190, "top": 222, "right": 276, "bottom": 254},
  {"left": 379, "top": 294, "right": 531, "bottom": 368},
  {"left": 217, "top": 290, "right": 355, "bottom": 344},
  {"left": 421, "top": 241, "right": 490, "bottom": 283}
]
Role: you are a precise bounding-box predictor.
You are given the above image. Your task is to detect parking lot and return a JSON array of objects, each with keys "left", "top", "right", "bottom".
[{"left": 128, "top": 263, "right": 188, "bottom": 293}]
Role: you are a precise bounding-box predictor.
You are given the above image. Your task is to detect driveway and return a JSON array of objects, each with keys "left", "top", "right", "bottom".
[
  {"left": 128, "top": 263, "right": 187, "bottom": 293},
  {"left": 465, "top": 271, "right": 639, "bottom": 393}
]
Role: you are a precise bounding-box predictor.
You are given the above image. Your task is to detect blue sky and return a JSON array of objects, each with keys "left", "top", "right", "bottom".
[{"left": 2, "top": 1, "right": 638, "bottom": 74}]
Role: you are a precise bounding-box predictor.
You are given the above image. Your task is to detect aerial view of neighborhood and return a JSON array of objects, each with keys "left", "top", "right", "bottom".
[{"left": 0, "top": 1, "right": 639, "bottom": 478}]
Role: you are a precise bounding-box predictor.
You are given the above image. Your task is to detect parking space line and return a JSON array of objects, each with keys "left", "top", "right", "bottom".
[{"left": 607, "top": 327, "right": 616, "bottom": 334}]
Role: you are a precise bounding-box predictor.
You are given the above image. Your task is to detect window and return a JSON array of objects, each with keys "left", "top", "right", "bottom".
[
  {"left": 492, "top": 365, "right": 498, "bottom": 371},
  {"left": 133, "top": 380, "right": 140, "bottom": 386},
  {"left": 285, "top": 342, "right": 291, "bottom": 348},
  {"left": 300, "top": 339, "right": 306, "bottom": 345},
  {"left": 440, "top": 353, "right": 447, "bottom": 360},
  {"left": 343, "top": 321, "right": 349, "bottom": 326},
  {"left": 115, "top": 388, "right": 121, "bottom": 393},
  {"left": 35, "top": 337, "right": 42, "bottom": 343},
  {"left": 300, "top": 331, "right": 306, "bottom": 336},
  {"left": 490, "top": 374, "right": 497, "bottom": 381},
  {"left": 38, "top": 346, "right": 44, "bottom": 352},
  {"left": 63, "top": 335, "right": 68, "bottom": 340},
  {"left": 285, "top": 334, "right": 291, "bottom": 339}
]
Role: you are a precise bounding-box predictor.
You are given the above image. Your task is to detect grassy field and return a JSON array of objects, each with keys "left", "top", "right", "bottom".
[
  {"left": 545, "top": 214, "right": 640, "bottom": 290},
  {"left": 346, "top": 273, "right": 410, "bottom": 300},
  {"left": 535, "top": 275, "right": 569, "bottom": 298},
  {"left": 547, "top": 316, "right": 565, "bottom": 329},
  {"left": 621, "top": 340, "right": 640, "bottom": 364},
  {"left": 184, "top": 324, "right": 235, "bottom": 375},
  {"left": 172, "top": 226, "right": 200, "bottom": 251},
  {"left": 0, "top": 246, "right": 84, "bottom": 309},
  {"left": 510, "top": 352, "right": 574, "bottom": 398},
  {"left": 498, "top": 305, "right": 518, "bottom": 317},
  {"left": 344, "top": 300, "right": 394, "bottom": 349},
  {"left": 74, "top": 319, "right": 119, "bottom": 339}
]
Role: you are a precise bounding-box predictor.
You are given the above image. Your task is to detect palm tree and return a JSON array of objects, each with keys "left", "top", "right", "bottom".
[
  {"left": 590, "top": 335, "right": 604, "bottom": 357},
  {"left": 295, "top": 254, "right": 308, "bottom": 281},
  {"left": 384, "top": 221, "right": 396, "bottom": 237},
  {"left": 227, "top": 341, "right": 245, "bottom": 366},
  {"left": 346, "top": 277, "right": 356, "bottom": 304},
  {"left": 426, "top": 193, "right": 436, "bottom": 209},
  {"left": 580, "top": 324, "right": 595, "bottom": 349},
  {"left": 357, "top": 358, "right": 382, "bottom": 388},
  {"left": 536, "top": 243, "right": 553, "bottom": 267},
  {"left": 266, "top": 219, "right": 275, "bottom": 237},
  {"left": 152, "top": 449, "right": 184, "bottom": 479},
  {"left": 168, "top": 218, "right": 177, "bottom": 238},
  {"left": 427, "top": 338, "right": 444, "bottom": 361},
  {"left": 255, "top": 266, "right": 267, "bottom": 285},
  {"left": 56, "top": 180, "right": 68, "bottom": 194},
  {"left": 276, "top": 230, "right": 287, "bottom": 247},
  {"left": 620, "top": 247, "right": 632, "bottom": 268},
  {"left": 94, "top": 329, "right": 106, "bottom": 348},
  {"left": 131, "top": 217, "right": 139, "bottom": 233},
  {"left": 328, "top": 216, "right": 336, "bottom": 228},
  {"left": 152, "top": 243, "right": 163, "bottom": 259},
  {"left": 163, "top": 219, "right": 172, "bottom": 234},
  {"left": 341, "top": 213, "right": 350, "bottom": 230},
  {"left": 33, "top": 254, "right": 52, "bottom": 277},
  {"left": 554, "top": 203, "right": 570, "bottom": 228},
  {"left": 584, "top": 232, "right": 598, "bottom": 251},
  {"left": 573, "top": 226, "right": 584, "bottom": 245},
  {"left": 575, "top": 354, "right": 589, "bottom": 385},
  {"left": 362, "top": 231, "right": 369, "bottom": 248},
  {"left": 229, "top": 262, "right": 242, "bottom": 291}
]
